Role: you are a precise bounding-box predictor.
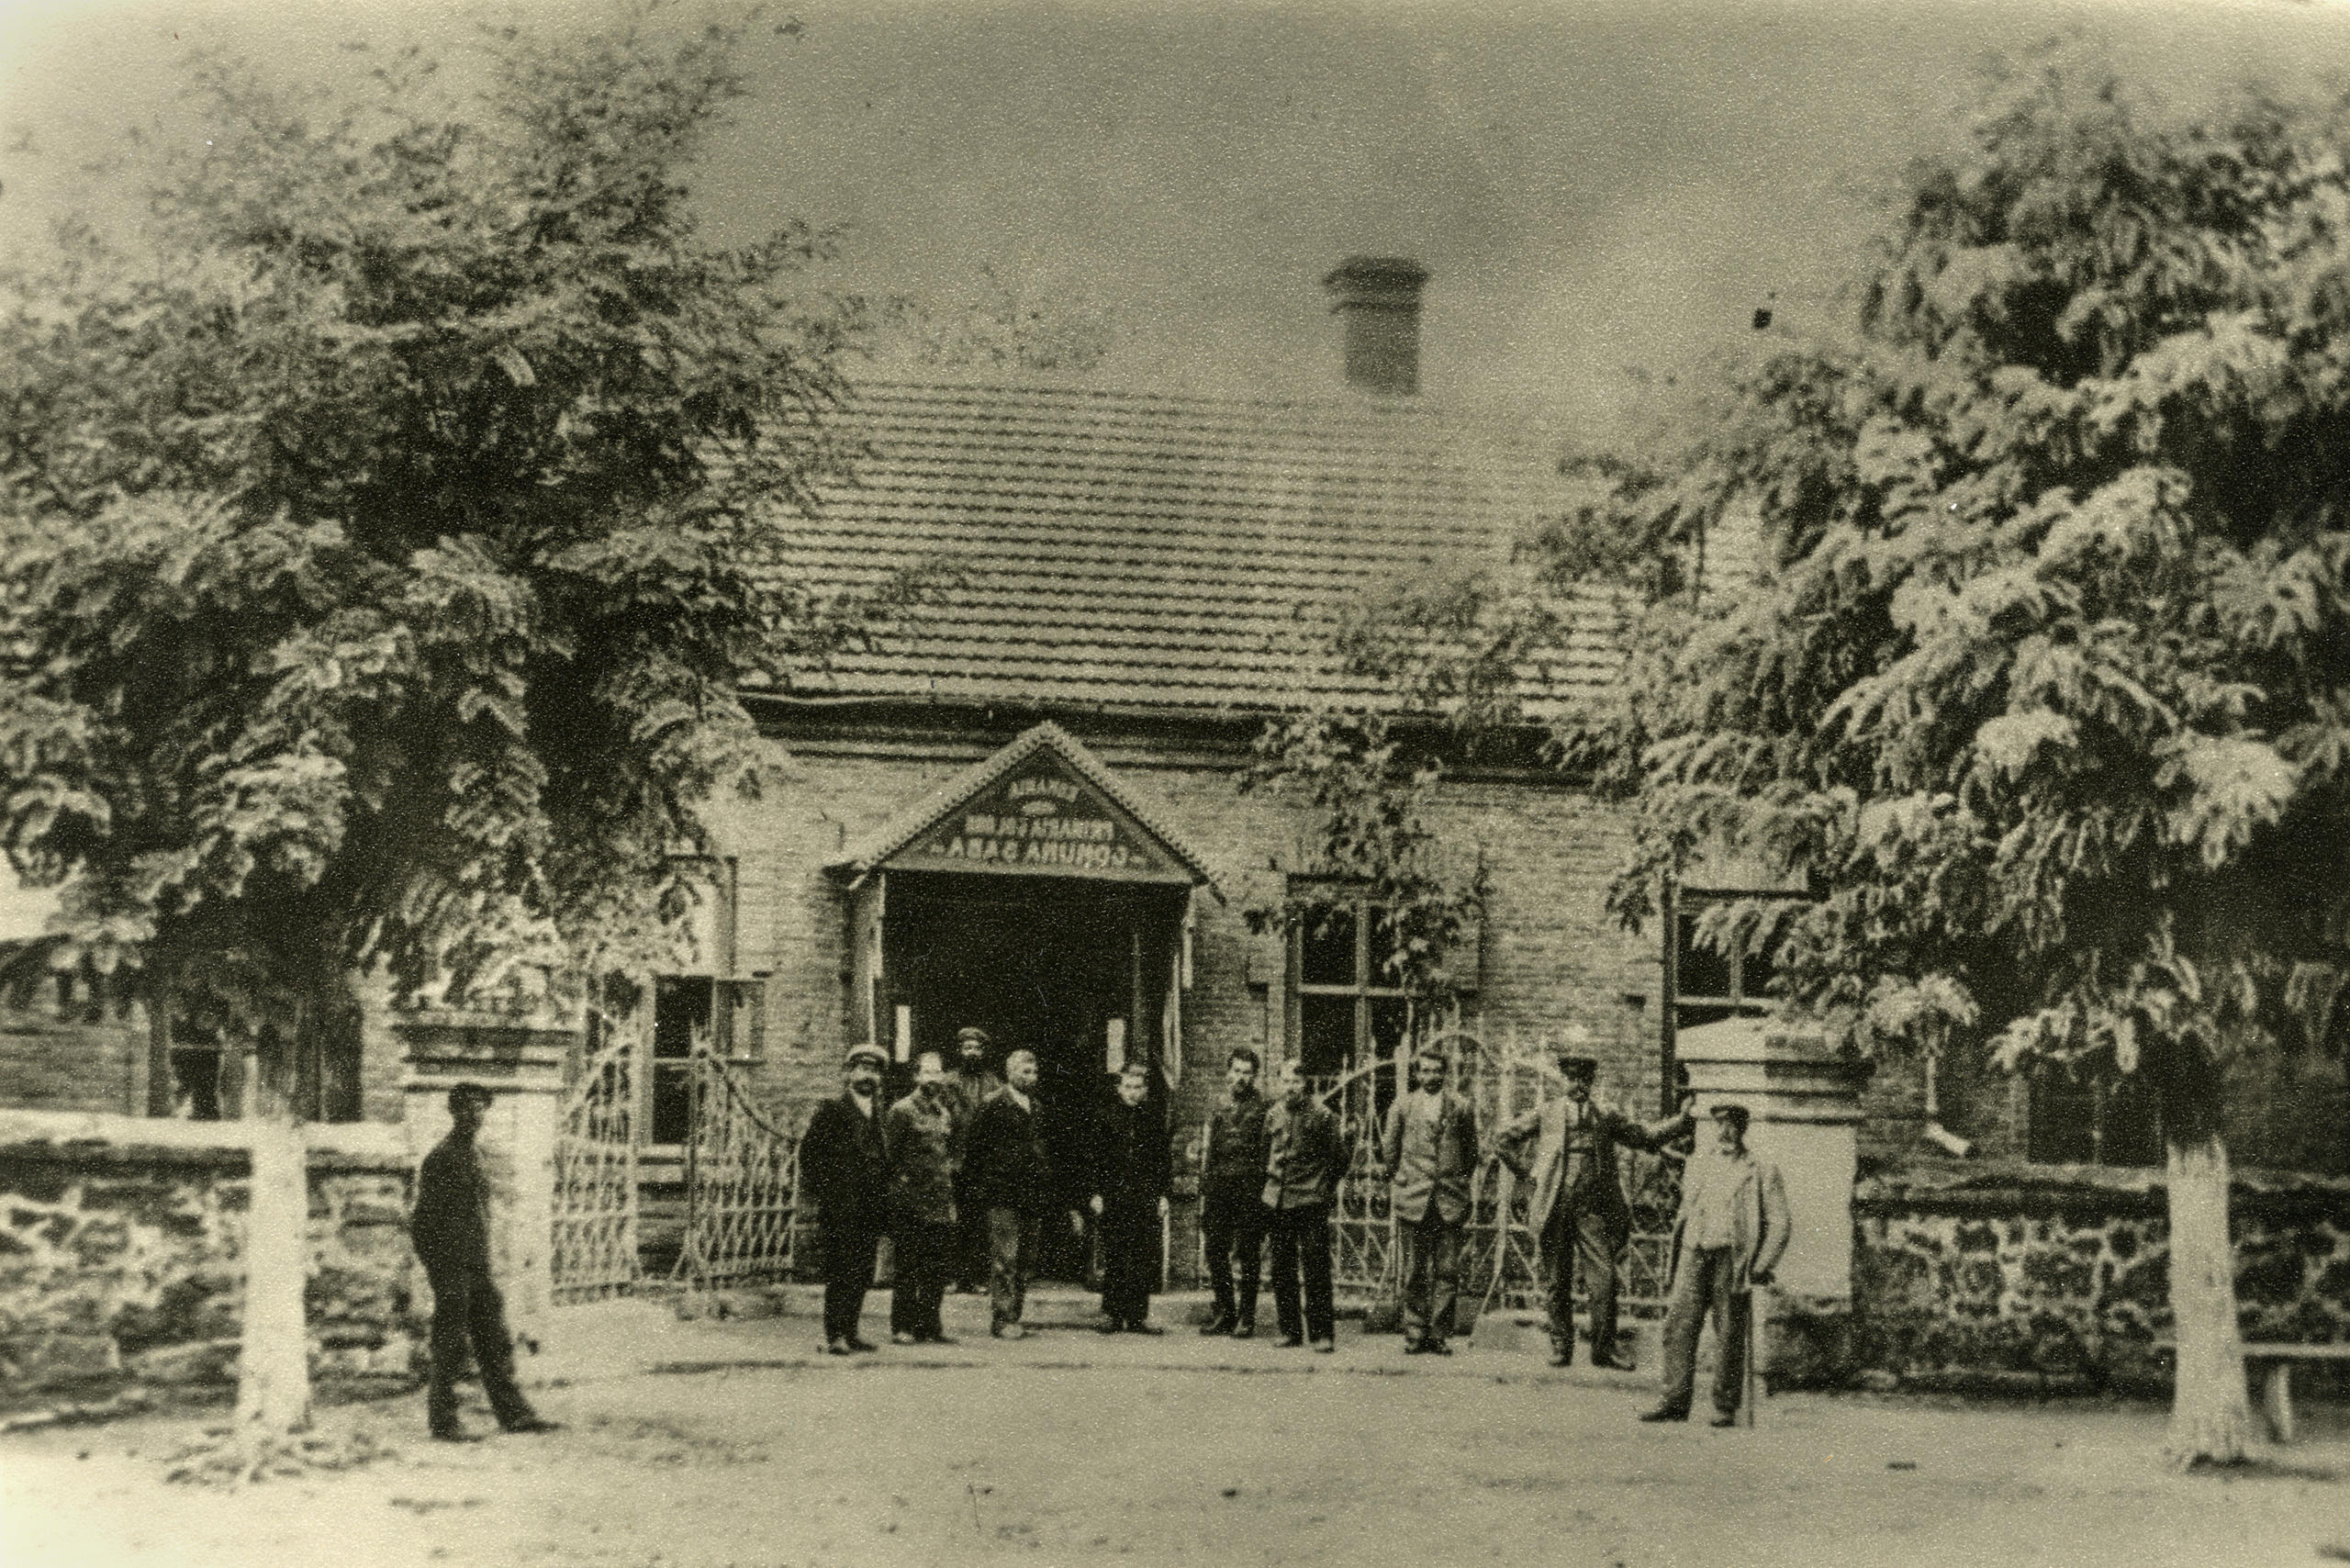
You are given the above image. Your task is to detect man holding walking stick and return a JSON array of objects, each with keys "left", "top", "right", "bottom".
[{"left": 1639, "top": 1103, "right": 1790, "bottom": 1428}]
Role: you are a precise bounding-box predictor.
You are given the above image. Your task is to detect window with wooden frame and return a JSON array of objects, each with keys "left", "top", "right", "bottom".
[
  {"left": 1292, "top": 892, "right": 1412, "bottom": 1081},
  {"left": 2026, "top": 1066, "right": 2161, "bottom": 1167},
  {"left": 1670, "top": 890, "right": 1807, "bottom": 1033},
  {"left": 648, "top": 857, "right": 765, "bottom": 1146}
]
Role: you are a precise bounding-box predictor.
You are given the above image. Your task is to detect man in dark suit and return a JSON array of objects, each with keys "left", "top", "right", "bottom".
[
  {"left": 1381, "top": 1044, "right": 1480, "bottom": 1356},
  {"left": 1260, "top": 1058, "right": 1344, "bottom": 1352},
  {"left": 961, "top": 1047, "right": 1081, "bottom": 1339},
  {"left": 1090, "top": 1061, "right": 1172, "bottom": 1333},
  {"left": 1197, "top": 1046, "right": 1272, "bottom": 1338},
  {"left": 883, "top": 1048, "right": 960, "bottom": 1345},
  {"left": 801, "top": 1043, "right": 893, "bottom": 1355},
  {"left": 409, "top": 1081, "right": 559, "bottom": 1441},
  {"left": 1493, "top": 1036, "right": 1695, "bottom": 1368},
  {"left": 942, "top": 1026, "right": 1005, "bottom": 1293}
]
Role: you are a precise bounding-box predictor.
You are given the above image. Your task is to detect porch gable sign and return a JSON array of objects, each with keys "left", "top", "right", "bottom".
[{"left": 882, "top": 747, "right": 1186, "bottom": 883}]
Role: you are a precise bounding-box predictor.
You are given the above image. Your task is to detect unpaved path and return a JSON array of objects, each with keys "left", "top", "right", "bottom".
[{"left": 2, "top": 1323, "right": 2342, "bottom": 1568}]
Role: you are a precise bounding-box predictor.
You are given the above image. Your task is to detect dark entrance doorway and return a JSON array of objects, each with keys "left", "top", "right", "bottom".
[{"left": 884, "top": 872, "right": 1185, "bottom": 1281}]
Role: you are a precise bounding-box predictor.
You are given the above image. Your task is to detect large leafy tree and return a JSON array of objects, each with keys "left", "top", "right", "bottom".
[
  {"left": 1304, "top": 60, "right": 2350, "bottom": 1466},
  {"left": 0, "top": 10, "right": 909, "bottom": 1454}
]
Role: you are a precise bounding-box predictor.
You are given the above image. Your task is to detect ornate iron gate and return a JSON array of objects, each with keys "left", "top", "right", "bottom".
[
  {"left": 1319, "top": 1024, "right": 1684, "bottom": 1318},
  {"left": 672, "top": 1050, "right": 806, "bottom": 1290},
  {"left": 552, "top": 1023, "right": 642, "bottom": 1304}
]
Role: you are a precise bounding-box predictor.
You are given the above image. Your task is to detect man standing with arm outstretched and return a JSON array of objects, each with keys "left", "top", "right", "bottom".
[{"left": 1492, "top": 1033, "right": 1695, "bottom": 1369}]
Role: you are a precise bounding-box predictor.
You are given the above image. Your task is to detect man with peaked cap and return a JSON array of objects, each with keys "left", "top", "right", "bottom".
[
  {"left": 800, "top": 1042, "right": 893, "bottom": 1354},
  {"left": 409, "top": 1081, "right": 560, "bottom": 1441},
  {"left": 1492, "top": 1029, "right": 1695, "bottom": 1368},
  {"left": 1640, "top": 1102, "right": 1793, "bottom": 1428},
  {"left": 943, "top": 1025, "right": 1005, "bottom": 1293}
]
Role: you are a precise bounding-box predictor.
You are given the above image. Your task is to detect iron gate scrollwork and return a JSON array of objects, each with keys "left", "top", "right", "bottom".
[
  {"left": 553, "top": 1022, "right": 641, "bottom": 1304},
  {"left": 1317, "top": 1025, "right": 1684, "bottom": 1320},
  {"left": 672, "top": 1050, "right": 806, "bottom": 1290}
]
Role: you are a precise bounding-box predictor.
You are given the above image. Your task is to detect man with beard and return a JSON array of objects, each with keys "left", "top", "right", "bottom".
[
  {"left": 884, "top": 1048, "right": 960, "bottom": 1345},
  {"left": 1260, "top": 1058, "right": 1343, "bottom": 1353},
  {"left": 1493, "top": 1033, "right": 1695, "bottom": 1368},
  {"left": 1196, "top": 1047, "right": 1272, "bottom": 1338},
  {"left": 1381, "top": 1044, "right": 1480, "bottom": 1356},
  {"left": 943, "top": 1026, "right": 1005, "bottom": 1293},
  {"left": 962, "top": 1047, "right": 1081, "bottom": 1338},
  {"left": 1089, "top": 1061, "right": 1172, "bottom": 1333},
  {"left": 1641, "top": 1103, "right": 1792, "bottom": 1428},
  {"left": 800, "top": 1043, "right": 892, "bottom": 1355}
]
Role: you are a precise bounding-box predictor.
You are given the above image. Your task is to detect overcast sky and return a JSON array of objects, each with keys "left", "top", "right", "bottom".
[{"left": 8, "top": 0, "right": 2350, "bottom": 439}]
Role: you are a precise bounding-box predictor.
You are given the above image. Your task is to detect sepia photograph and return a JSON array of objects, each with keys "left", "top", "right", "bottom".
[{"left": 1, "top": 0, "right": 2346, "bottom": 1563}]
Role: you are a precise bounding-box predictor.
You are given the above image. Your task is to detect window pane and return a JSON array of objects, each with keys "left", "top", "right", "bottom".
[
  {"left": 1369, "top": 996, "right": 1410, "bottom": 1065},
  {"left": 2100, "top": 1075, "right": 2163, "bottom": 1168},
  {"left": 1675, "top": 913, "right": 1732, "bottom": 1001},
  {"left": 1301, "top": 905, "right": 1360, "bottom": 987},
  {"left": 1301, "top": 993, "right": 1356, "bottom": 1078},
  {"left": 654, "top": 976, "right": 713, "bottom": 1059},
  {"left": 2028, "top": 1072, "right": 2098, "bottom": 1164},
  {"left": 1367, "top": 906, "right": 1404, "bottom": 990},
  {"left": 650, "top": 1060, "right": 693, "bottom": 1145}
]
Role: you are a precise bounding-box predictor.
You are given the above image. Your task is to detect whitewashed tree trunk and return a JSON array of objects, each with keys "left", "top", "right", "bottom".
[
  {"left": 2162, "top": 1127, "right": 2251, "bottom": 1467},
  {"left": 234, "top": 1081, "right": 312, "bottom": 1441}
]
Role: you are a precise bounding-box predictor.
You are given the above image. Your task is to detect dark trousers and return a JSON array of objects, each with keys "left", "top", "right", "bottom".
[
  {"left": 1657, "top": 1245, "right": 1751, "bottom": 1417},
  {"left": 1397, "top": 1211, "right": 1463, "bottom": 1347},
  {"left": 987, "top": 1205, "right": 1040, "bottom": 1327},
  {"left": 1098, "top": 1198, "right": 1163, "bottom": 1325},
  {"left": 1267, "top": 1203, "right": 1335, "bottom": 1343},
  {"left": 424, "top": 1264, "right": 537, "bottom": 1435},
  {"left": 1542, "top": 1203, "right": 1621, "bottom": 1360},
  {"left": 954, "top": 1174, "right": 990, "bottom": 1288},
  {"left": 822, "top": 1224, "right": 881, "bottom": 1342},
  {"left": 1202, "top": 1199, "right": 1270, "bottom": 1325},
  {"left": 891, "top": 1221, "right": 955, "bottom": 1338}
]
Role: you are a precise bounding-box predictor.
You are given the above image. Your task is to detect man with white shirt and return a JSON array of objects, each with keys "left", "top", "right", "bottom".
[
  {"left": 1640, "top": 1103, "right": 1792, "bottom": 1427},
  {"left": 1493, "top": 1037, "right": 1694, "bottom": 1368}
]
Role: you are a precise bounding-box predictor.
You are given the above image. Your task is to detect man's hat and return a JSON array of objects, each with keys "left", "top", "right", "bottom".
[
  {"left": 445, "top": 1081, "right": 493, "bottom": 1112},
  {"left": 1709, "top": 1103, "right": 1751, "bottom": 1131},
  {"left": 955, "top": 1026, "right": 991, "bottom": 1048},
  {"left": 845, "top": 1042, "right": 888, "bottom": 1069}
]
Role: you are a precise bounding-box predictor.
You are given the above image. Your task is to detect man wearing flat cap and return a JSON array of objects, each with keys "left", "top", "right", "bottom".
[
  {"left": 943, "top": 1025, "right": 1005, "bottom": 1293},
  {"left": 801, "top": 1043, "right": 894, "bottom": 1354},
  {"left": 1492, "top": 1030, "right": 1695, "bottom": 1369},
  {"left": 1641, "top": 1102, "right": 1792, "bottom": 1427}
]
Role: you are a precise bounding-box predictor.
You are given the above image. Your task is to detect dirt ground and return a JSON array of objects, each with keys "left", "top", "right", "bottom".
[{"left": 3, "top": 1313, "right": 2344, "bottom": 1568}]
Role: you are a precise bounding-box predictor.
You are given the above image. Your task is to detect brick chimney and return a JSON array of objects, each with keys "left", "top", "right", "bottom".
[{"left": 1323, "top": 256, "right": 1428, "bottom": 396}]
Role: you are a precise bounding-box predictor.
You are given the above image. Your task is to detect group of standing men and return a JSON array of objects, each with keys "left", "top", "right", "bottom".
[
  {"left": 800, "top": 1023, "right": 1793, "bottom": 1427},
  {"left": 800, "top": 1025, "right": 1173, "bottom": 1350}
]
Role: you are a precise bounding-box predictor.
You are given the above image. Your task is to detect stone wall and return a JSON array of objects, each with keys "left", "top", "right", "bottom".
[
  {"left": 1852, "top": 1160, "right": 2350, "bottom": 1395},
  {"left": 0, "top": 1111, "right": 422, "bottom": 1412}
]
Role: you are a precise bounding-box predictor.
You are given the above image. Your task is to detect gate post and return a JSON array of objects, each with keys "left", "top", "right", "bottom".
[
  {"left": 1674, "top": 1016, "right": 1871, "bottom": 1389},
  {"left": 396, "top": 1011, "right": 578, "bottom": 1345}
]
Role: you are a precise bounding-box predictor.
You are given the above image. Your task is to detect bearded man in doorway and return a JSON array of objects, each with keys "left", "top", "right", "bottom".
[{"left": 943, "top": 1025, "right": 1005, "bottom": 1293}]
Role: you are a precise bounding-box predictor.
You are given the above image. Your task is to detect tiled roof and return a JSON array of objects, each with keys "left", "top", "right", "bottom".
[{"left": 764, "top": 381, "right": 1619, "bottom": 717}]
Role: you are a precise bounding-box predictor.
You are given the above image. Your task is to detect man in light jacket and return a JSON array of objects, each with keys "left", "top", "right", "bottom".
[
  {"left": 1380, "top": 1044, "right": 1479, "bottom": 1356},
  {"left": 1640, "top": 1103, "right": 1792, "bottom": 1428},
  {"left": 1492, "top": 1036, "right": 1694, "bottom": 1368}
]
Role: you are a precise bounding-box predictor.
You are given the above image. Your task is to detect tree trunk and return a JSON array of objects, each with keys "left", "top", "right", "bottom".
[
  {"left": 2162, "top": 1126, "right": 2252, "bottom": 1467},
  {"left": 234, "top": 1035, "right": 311, "bottom": 1443}
]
